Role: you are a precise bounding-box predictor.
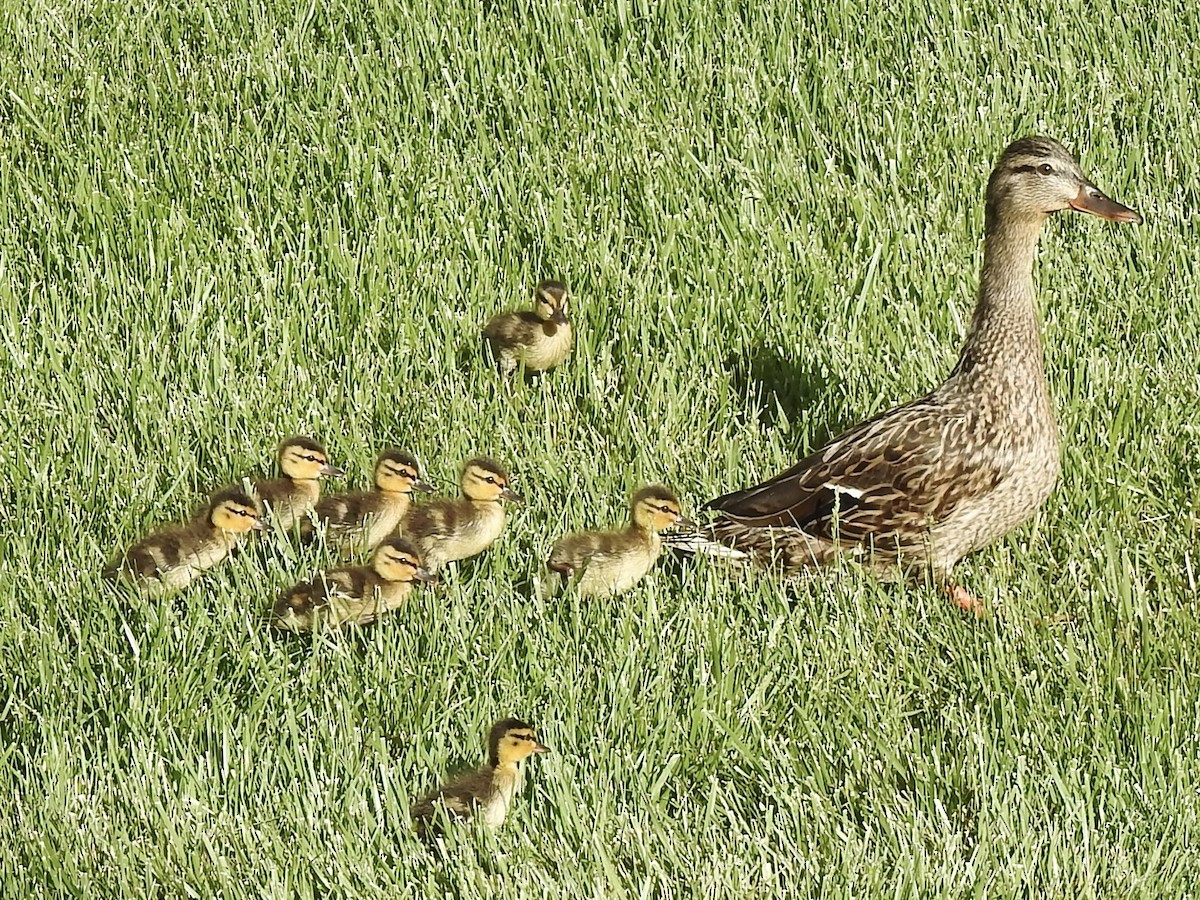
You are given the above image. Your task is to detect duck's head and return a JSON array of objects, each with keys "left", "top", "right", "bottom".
[
  {"left": 987, "top": 136, "right": 1141, "bottom": 227},
  {"left": 631, "top": 484, "right": 695, "bottom": 533},
  {"left": 461, "top": 457, "right": 524, "bottom": 504},
  {"left": 278, "top": 436, "right": 344, "bottom": 481},
  {"left": 487, "top": 717, "right": 550, "bottom": 767},
  {"left": 532, "top": 279, "right": 570, "bottom": 327},
  {"left": 374, "top": 449, "right": 435, "bottom": 495},
  {"left": 372, "top": 536, "right": 438, "bottom": 584},
  {"left": 207, "top": 487, "right": 266, "bottom": 533}
]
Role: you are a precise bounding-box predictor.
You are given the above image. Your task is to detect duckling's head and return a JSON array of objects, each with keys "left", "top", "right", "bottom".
[
  {"left": 372, "top": 536, "right": 438, "bottom": 584},
  {"left": 374, "top": 449, "right": 435, "bottom": 495},
  {"left": 986, "top": 136, "right": 1141, "bottom": 227},
  {"left": 487, "top": 718, "right": 550, "bottom": 767},
  {"left": 278, "top": 436, "right": 344, "bottom": 481},
  {"left": 532, "top": 280, "right": 570, "bottom": 327},
  {"left": 461, "top": 457, "right": 524, "bottom": 504},
  {"left": 631, "top": 485, "right": 695, "bottom": 533},
  {"left": 207, "top": 487, "right": 266, "bottom": 533}
]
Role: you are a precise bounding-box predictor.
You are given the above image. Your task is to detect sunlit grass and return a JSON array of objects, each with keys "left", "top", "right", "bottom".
[{"left": 1, "top": 0, "right": 1197, "bottom": 896}]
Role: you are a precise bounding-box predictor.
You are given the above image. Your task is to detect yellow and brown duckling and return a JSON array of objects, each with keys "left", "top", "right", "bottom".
[
  {"left": 544, "top": 485, "right": 693, "bottom": 598},
  {"left": 106, "top": 486, "right": 265, "bottom": 596},
  {"left": 307, "top": 449, "right": 434, "bottom": 554},
  {"left": 411, "top": 718, "right": 549, "bottom": 837},
  {"left": 253, "top": 436, "right": 343, "bottom": 532},
  {"left": 400, "top": 456, "right": 523, "bottom": 570},
  {"left": 272, "top": 536, "right": 436, "bottom": 632},
  {"left": 483, "top": 279, "right": 573, "bottom": 377}
]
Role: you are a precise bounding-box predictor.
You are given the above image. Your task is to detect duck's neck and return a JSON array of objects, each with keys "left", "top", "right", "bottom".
[
  {"left": 628, "top": 523, "right": 662, "bottom": 553},
  {"left": 952, "top": 210, "right": 1048, "bottom": 388}
]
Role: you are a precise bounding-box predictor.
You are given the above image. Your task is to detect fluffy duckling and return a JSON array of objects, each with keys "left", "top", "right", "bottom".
[
  {"left": 411, "top": 718, "right": 549, "bottom": 837},
  {"left": 483, "top": 279, "right": 573, "bottom": 377},
  {"left": 308, "top": 449, "right": 434, "bottom": 554},
  {"left": 253, "top": 436, "right": 344, "bottom": 531},
  {"left": 400, "top": 457, "right": 523, "bottom": 570},
  {"left": 544, "top": 485, "right": 694, "bottom": 598},
  {"left": 272, "top": 536, "right": 436, "bottom": 632},
  {"left": 107, "top": 487, "right": 265, "bottom": 596}
]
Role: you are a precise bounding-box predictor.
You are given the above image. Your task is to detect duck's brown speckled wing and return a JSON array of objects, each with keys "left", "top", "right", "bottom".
[{"left": 708, "top": 395, "right": 1007, "bottom": 557}]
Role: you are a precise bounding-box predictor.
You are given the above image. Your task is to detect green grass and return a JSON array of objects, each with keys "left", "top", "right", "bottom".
[{"left": 1, "top": 0, "right": 1197, "bottom": 895}]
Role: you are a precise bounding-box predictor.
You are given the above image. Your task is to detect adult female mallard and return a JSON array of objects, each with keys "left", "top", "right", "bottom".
[{"left": 680, "top": 137, "right": 1141, "bottom": 614}]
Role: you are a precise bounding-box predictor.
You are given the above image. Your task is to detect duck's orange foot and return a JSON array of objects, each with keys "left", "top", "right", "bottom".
[{"left": 946, "top": 584, "right": 986, "bottom": 618}]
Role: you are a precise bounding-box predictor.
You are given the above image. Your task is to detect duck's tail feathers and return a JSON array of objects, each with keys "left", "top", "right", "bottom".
[{"left": 662, "top": 528, "right": 751, "bottom": 560}]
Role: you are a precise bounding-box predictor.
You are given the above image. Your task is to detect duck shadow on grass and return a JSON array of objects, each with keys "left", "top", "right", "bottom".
[{"left": 724, "top": 346, "right": 859, "bottom": 451}]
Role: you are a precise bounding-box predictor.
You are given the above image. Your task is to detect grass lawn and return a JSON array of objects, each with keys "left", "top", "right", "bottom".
[{"left": 2, "top": 0, "right": 1198, "bottom": 895}]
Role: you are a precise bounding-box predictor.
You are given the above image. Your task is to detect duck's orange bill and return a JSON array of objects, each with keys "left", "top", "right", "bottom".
[
  {"left": 532, "top": 741, "right": 551, "bottom": 754},
  {"left": 1069, "top": 186, "right": 1143, "bottom": 224}
]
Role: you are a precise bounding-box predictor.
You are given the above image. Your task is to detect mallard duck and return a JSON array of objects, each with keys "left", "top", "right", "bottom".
[
  {"left": 483, "top": 279, "right": 573, "bottom": 376},
  {"left": 307, "top": 449, "right": 434, "bottom": 554},
  {"left": 543, "top": 485, "right": 694, "bottom": 598},
  {"left": 253, "top": 436, "right": 344, "bottom": 532},
  {"left": 106, "top": 487, "right": 265, "bottom": 596},
  {"left": 411, "top": 718, "right": 549, "bottom": 837},
  {"left": 272, "top": 536, "right": 436, "bottom": 632},
  {"left": 400, "top": 457, "right": 523, "bottom": 570},
  {"left": 676, "top": 137, "right": 1141, "bottom": 615}
]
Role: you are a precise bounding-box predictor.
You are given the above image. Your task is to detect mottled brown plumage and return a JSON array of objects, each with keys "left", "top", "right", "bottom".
[
  {"left": 307, "top": 449, "right": 433, "bottom": 555},
  {"left": 483, "top": 280, "right": 573, "bottom": 376},
  {"left": 107, "top": 487, "right": 265, "bottom": 596},
  {"left": 680, "top": 137, "right": 1141, "bottom": 611},
  {"left": 400, "top": 457, "right": 523, "bottom": 570},
  {"left": 544, "top": 485, "right": 694, "bottom": 598},
  {"left": 411, "top": 718, "right": 549, "bottom": 838},
  {"left": 272, "top": 536, "right": 435, "bottom": 632},
  {"left": 253, "top": 436, "right": 344, "bottom": 531}
]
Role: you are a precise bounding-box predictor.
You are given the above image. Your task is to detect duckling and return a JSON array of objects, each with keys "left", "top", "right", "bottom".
[
  {"left": 411, "top": 718, "right": 550, "bottom": 837},
  {"left": 107, "top": 487, "right": 265, "bottom": 596},
  {"left": 307, "top": 449, "right": 434, "bottom": 554},
  {"left": 483, "top": 279, "right": 573, "bottom": 377},
  {"left": 253, "top": 436, "right": 344, "bottom": 531},
  {"left": 400, "top": 457, "right": 523, "bottom": 570},
  {"left": 544, "top": 485, "right": 694, "bottom": 598},
  {"left": 272, "top": 536, "right": 436, "bottom": 632}
]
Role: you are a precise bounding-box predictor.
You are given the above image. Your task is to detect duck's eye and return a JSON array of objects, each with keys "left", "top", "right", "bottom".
[
  {"left": 485, "top": 476, "right": 496, "bottom": 484},
  {"left": 1038, "top": 163, "right": 1054, "bottom": 175}
]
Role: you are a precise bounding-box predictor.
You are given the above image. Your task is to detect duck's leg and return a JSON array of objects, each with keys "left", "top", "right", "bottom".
[{"left": 946, "top": 583, "right": 986, "bottom": 618}]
